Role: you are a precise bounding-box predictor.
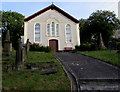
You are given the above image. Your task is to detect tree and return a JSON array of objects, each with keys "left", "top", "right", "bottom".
[
  {"left": 1, "top": 11, "right": 25, "bottom": 49},
  {"left": 87, "top": 10, "right": 120, "bottom": 48},
  {"left": 79, "top": 19, "right": 92, "bottom": 43}
]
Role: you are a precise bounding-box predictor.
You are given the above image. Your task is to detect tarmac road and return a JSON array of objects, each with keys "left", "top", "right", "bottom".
[{"left": 56, "top": 52, "right": 120, "bottom": 91}]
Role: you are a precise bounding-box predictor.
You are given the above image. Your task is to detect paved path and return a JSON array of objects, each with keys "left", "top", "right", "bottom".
[{"left": 56, "top": 52, "right": 120, "bottom": 91}]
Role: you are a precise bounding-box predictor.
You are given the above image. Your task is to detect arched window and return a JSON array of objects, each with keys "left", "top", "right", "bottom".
[
  {"left": 51, "top": 22, "right": 55, "bottom": 36},
  {"left": 66, "top": 24, "right": 71, "bottom": 42},
  {"left": 56, "top": 24, "right": 59, "bottom": 36},
  {"left": 47, "top": 24, "right": 50, "bottom": 36},
  {"left": 35, "top": 23, "right": 40, "bottom": 42}
]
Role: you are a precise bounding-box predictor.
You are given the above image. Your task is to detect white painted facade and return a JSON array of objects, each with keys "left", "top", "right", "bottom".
[{"left": 24, "top": 6, "right": 80, "bottom": 51}]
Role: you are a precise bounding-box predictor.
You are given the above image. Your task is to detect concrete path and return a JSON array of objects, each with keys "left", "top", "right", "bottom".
[{"left": 56, "top": 52, "right": 120, "bottom": 91}]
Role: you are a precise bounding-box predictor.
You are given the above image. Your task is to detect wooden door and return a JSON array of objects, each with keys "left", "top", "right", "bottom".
[{"left": 49, "top": 40, "right": 58, "bottom": 52}]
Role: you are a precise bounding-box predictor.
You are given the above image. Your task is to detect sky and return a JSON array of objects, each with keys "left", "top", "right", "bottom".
[{"left": 1, "top": 0, "right": 120, "bottom": 20}]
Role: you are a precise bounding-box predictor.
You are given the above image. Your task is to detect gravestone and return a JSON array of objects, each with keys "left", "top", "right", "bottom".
[
  {"left": 25, "top": 39, "right": 30, "bottom": 55},
  {"left": 10, "top": 43, "right": 12, "bottom": 51},
  {"left": 21, "top": 47, "right": 25, "bottom": 62},
  {"left": 41, "top": 68, "right": 57, "bottom": 75},
  {"left": 15, "top": 38, "right": 22, "bottom": 70},
  {"left": 3, "top": 30, "right": 12, "bottom": 56}
]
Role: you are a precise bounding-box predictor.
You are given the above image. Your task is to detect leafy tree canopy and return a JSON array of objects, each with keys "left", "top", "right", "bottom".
[
  {"left": 79, "top": 19, "right": 92, "bottom": 43},
  {"left": 1, "top": 10, "right": 25, "bottom": 49},
  {"left": 79, "top": 10, "right": 120, "bottom": 47}
]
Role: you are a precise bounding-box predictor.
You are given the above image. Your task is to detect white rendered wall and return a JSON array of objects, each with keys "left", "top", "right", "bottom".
[{"left": 24, "top": 9, "right": 80, "bottom": 50}]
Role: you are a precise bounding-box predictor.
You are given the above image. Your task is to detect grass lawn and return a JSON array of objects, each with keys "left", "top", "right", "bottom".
[
  {"left": 2, "top": 51, "right": 70, "bottom": 90},
  {"left": 80, "top": 50, "right": 120, "bottom": 67}
]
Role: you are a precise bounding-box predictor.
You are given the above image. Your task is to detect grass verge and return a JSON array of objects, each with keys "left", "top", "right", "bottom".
[
  {"left": 79, "top": 50, "right": 120, "bottom": 67},
  {"left": 2, "top": 51, "right": 70, "bottom": 90}
]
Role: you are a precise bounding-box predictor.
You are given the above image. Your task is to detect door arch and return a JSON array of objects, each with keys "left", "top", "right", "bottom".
[{"left": 49, "top": 39, "right": 58, "bottom": 52}]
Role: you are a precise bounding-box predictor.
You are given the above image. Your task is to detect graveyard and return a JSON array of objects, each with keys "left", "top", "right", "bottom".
[
  {"left": 2, "top": 30, "right": 70, "bottom": 90},
  {"left": 2, "top": 51, "right": 71, "bottom": 90}
]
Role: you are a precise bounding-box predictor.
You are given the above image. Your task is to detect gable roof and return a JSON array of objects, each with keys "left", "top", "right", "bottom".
[{"left": 24, "top": 4, "right": 79, "bottom": 23}]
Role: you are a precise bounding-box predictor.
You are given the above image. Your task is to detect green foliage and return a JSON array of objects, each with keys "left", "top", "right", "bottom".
[
  {"left": 80, "top": 50, "right": 120, "bottom": 66},
  {"left": 72, "top": 49, "right": 78, "bottom": 53},
  {"left": 117, "top": 42, "right": 120, "bottom": 51},
  {"left": 75, "top": 43, "right": 97, "bottom": 51},
  {"left": 29, "top": 43, "right": 51, "bottom": 53},
  {"left": 79, "top": 19, "right": 92, "bottom": 43},
  {"left": 1, "top": 10, "right": 25, "bottom": 49},
  {"left": 79, "top": 10, "right": 120, "bottom": 47},
  {"left": 117, "top": 47, "right": 120, "bottom": 53},
  {"left": 108, "top": 38, "right": 120, "bottom": 50},
  {"left": 44, "top": 46, "right": 51, "bottom": 53},
  {"left": 88, "top": 10, "right": 120, "bottom": 46}
]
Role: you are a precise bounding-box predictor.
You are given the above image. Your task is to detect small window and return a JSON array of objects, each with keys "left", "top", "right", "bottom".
[
  {"left": 52, "top": 22, "right": 55, "bottom": 36},
  {"left": 56, "top": 24, "right": 59, "bottom": 36},
  {"left": 66, "top": 24, "right": 71, "bottom": 42},
  {"left": 47, "top": 24, "right": 50, "bottom": 36},
  {"left": 35, "top": 23, "right": 40, "bottom": 42}
]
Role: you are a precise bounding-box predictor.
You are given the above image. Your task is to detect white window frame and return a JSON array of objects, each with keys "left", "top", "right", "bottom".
[
  {"left": 51, "top": 22, "right": 55, "bottom": 36},
  {"left": 65, "top": 24, "right": 71, "bottom": 43},
  {"left": 56, "top": 24, "right": 59, "bottom": 36},
  {"left": 46, "top": 24, "right": 50, "bottom": 36},
  {"left": 34, "top": 23, "right": 40, "bottom": 42},
  {"left": 46, "top": 22, "right": 59, "bottom": 37}
]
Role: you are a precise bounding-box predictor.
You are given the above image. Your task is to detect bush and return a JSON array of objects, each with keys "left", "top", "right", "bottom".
[
  {"left": 44, "top": 46, "right": 51, "bottom": 53},
  {"left": 72, "top": 49, "right": 78, "bottom": 53},
  {"left": 75, "top": 43, "right": 97, "bottom": 51},
  {"left": 80, "top": 43, "right": 91, "bottom": 51},
  {"left": 30, "top": 43, "right": 51, "bottom": 52},
  {"left": 117, "top": 42, "right": 120, "bottom": 50},
  {"left": 109, "top": 38, "right": 120, "bottom": 50},
  {"left": 29, "top": 43, "right": 40, "bottom": 51},
  {"left": 75, "top": 45, "right": 80, "bottom": 51}
]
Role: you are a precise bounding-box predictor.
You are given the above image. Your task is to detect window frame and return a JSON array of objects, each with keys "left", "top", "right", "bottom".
[
  {"left": 65, "top": 24, "right": 71, "bottom": 43},
  {"left": 47, "top": 24, "right": 50, "bottom": 36},
  {"left": 56, "top": 24, "right": 59, "bottom": 36},
  {"left": 51, "top": 22, "right": 55, "bottom": 36},
  {"left": 46, "top": 22, "right": 59, "bottom": 37},
  {"left": 34, "top": 23, "right": 40, "bottom": 42}
]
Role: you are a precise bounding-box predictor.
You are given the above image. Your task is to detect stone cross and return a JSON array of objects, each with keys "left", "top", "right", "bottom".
[{"left": 3, "top": 30, "right": 11, "bottom": 56}]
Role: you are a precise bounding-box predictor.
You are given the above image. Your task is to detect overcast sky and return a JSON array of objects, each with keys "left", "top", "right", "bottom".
[{"left": 1, "top": 0, "right": 120, "bottom": 20}]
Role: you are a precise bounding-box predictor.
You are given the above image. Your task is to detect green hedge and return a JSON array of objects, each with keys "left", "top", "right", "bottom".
[
  {"left": 29, "top": 43, "right": 51, "bottom": 53},
  {"left": 75, "top": 43, "right": 97, "bottom": 51}
]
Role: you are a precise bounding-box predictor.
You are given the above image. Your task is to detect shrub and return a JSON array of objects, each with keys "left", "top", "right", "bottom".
[
  {"left": 80, "top": 43, "right": 91, "bottom": 51},
  {"left": 117, "top": 42, "right": 120, "bottom": 50},
  {"left": 75, "top": 43, "right": 97, "bottom": 51},
  {"left": 30, "top": 43, "right": 51, "bottom": 52},
  {"left": 44, "top": 46, "right": 51, "bottom": 53},
  {"left": 29, "top": 43, "right": 40, "bottom": 51},
  {"left": 72, "top": 49, "right": 78, "bottom": 53},
  {"left": 75, "top": 45, "right": 80, "bottom": 51},
  {"left": 108, "top": 38, "right": 120, "bottom": 50}
]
